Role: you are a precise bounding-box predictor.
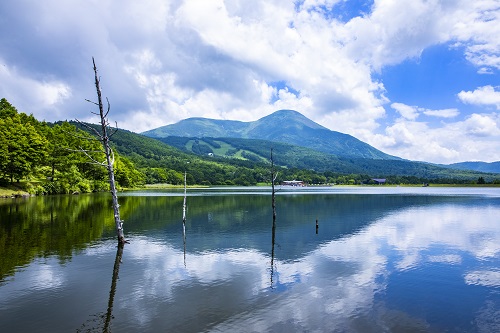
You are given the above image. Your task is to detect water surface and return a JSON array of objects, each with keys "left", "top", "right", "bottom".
[{"left": 1, "top": 187, "right": 499, "bottom": 332}]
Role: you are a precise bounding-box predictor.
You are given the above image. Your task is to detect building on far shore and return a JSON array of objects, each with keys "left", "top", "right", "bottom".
[
  {"left": 362, "top": 178, "right": 387, "bottom": 185},
  {"left": 282, "top": 180, "right": 306, "bottom": 187}
]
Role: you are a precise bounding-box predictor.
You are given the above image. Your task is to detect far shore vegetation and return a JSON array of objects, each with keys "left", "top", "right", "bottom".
[{"left": 3, "top": 181, "right": 500, "bottom": 199}]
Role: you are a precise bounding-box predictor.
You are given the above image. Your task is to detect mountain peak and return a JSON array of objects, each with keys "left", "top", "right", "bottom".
[
  {"left": 258, "top": 110, "right": 328, "bottom": 130},
  {"left": 265, "top": 109, "right": 304, "bottom": 118},
  {"left": 142, "top": 109, "right": 398, "bottom": 160}
]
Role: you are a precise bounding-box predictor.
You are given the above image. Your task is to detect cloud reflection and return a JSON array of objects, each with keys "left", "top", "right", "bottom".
[
  {"left": 111, "top": 202, "right": 500, "bottom": 331},
  {"left": 2, "top": 197, "right": 499, "bottom": 332},
  {"left": 1, "top": 258, "right": 66, "bottom": 304},
  {"left": 464, "top": 270, "right": 500, "bottom": 288}
]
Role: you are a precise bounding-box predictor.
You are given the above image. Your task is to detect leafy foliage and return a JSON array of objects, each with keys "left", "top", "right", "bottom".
[
  {"left": 0, "top": 105, "right": 48, "bottom": 182},
  {"left": 0, "top": 98, "right": 144, "bottom": 193}
]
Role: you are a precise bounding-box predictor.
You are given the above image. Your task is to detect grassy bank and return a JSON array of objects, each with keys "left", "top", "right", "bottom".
[{"left": 0, "top": 182, "right": 31, "bottom": 198}]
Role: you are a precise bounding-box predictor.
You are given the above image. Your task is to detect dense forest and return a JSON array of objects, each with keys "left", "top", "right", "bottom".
[
  {"left": 159, "top": 136, "right": 500, "bottom": 184},
  {"left": 1, "top": 98, "right": 499, "bottom": 195},
  {"left": 0, "top": 98, "right": 144, "bottom": 194}
]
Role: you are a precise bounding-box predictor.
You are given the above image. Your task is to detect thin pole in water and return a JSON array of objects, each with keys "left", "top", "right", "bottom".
[{"left": 183, "top": 171, "right": 187, "bottom": 224}]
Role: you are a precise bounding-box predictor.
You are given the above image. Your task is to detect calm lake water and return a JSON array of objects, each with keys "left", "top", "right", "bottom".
[{"left": 1, "top": 186, "right": 500, "bottom": 332}]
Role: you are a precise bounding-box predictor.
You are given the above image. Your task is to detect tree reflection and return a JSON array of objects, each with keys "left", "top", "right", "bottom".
[
  {"left": 0, "top": 195, "right": 117, "bottom": 282},
  {"left": 183, "top": 221, "right": 187, "bottom": 267},
  {"left": 270, "top": 148, "right": 278, "bottom": 289},
  {"left": 103, "top": 243, "right": 124, "bottom": 332},
  {"left": 270, "top": 216, "right": 277, "bottom": 289},
  {"left": 77, "top": 243, "right": 124, "bottom": 333},
  {"left": 183, "top": 170, "right": 187, "bottom": 267}
]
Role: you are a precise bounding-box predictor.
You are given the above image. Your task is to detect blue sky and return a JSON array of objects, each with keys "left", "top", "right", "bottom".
[{"left": 0, "top": 0, "right": 499, "bottom": 164}]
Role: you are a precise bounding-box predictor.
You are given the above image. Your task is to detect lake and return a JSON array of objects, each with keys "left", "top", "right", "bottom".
[{"left": 1, "top": 186, "right": 499, "bottom": 332}]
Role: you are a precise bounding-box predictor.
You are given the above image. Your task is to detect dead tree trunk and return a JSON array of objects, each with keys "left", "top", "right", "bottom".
[
  {"left": 93, "top": 58, "right": 125, "bottom": 244},
  {"left": 183, "top": 171, "right": 187, "bottom": 224},
  {"left": 77, "top": 58, "right": 125, "bottom": 245},
  {"left": 92, "top": 58, "right": 125, "bottom": 244},
  {"left": 271, "top": 148, "right": 277, "bottom": 222}
]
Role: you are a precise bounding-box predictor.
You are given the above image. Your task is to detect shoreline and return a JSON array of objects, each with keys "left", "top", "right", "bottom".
[{"left": 3, "top": 182, "right": 500, "bottom": 199}]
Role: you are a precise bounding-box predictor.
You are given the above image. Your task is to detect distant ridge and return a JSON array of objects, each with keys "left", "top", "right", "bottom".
[
  {"left": 142, "top": 109, "right": 399, "bottom": 160},
  {"left": 445, "top": 161, "right": 500, "bottom": 174}
]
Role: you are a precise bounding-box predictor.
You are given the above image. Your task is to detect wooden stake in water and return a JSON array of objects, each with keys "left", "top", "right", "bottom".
[
  {"left": 271, "top": 148, "right": 277, "bottom": 222},
  {"left": 183, "top": 171, "right": 187, "bottom": 224}
]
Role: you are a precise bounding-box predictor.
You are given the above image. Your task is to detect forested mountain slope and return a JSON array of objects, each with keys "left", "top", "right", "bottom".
[
  {"left": 143, "top": 109, "right": 399, "bottom": 160},
  {"left": 158, "top": 136, "right": 498, "bottom": 181},
  {"left": 445, "top": 161, "right": 500, "bottom": 173}
]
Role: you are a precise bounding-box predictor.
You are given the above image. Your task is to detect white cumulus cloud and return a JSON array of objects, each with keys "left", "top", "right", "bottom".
[{"left": 458, "top": 85, "right": 500, "bottom": 110}]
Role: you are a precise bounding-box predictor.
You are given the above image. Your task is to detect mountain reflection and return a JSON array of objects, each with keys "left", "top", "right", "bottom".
[
  {"left": 115, "top": 199, "right": 500, "bottom": 332},
  {"left": 2, "top": 189, "right": 500, "bottom": 332},
  {"left": 121, "top": 193, "right": 472, "bottom": 261},
  {"left": 0, "top": 191, "right": 490, "bottom": 282}
]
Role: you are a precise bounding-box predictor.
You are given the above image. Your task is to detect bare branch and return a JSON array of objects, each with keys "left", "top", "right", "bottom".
[
  {"left": 78, "top": 147, "right": 107, "bottom": 166},
  {"left": 75, "top": 118, "right": 103, "bottom": 139},
  {"left": 109, "top": 146, "right": 115, "bottom": 165},
  {"left": 60, "top": 128, "right": 100, "bottom": 142},
  {"left": 65, "top": 148, "right": 104, "bottom": 153},
  {"left": 104, "top": 97, "right": 111, "bottom": 118},
  {"left": 108, "top": 126, "right": 119, "bottom": 138},
  {"left": 85, "top": 161, "right": 109, "bottom": 166},
  {"left": 85, "top": 99, "right": 99, "bottom": 106}
]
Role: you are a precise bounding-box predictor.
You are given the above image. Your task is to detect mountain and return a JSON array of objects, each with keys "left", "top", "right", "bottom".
[
  {"left": 158, "top": 136, "right": 500, "bottom": 180},
  {"left": 74, "top": 122, "right": 500, "bottom": 184},
  {"left": 142, "top": 110, "right": 399, "bottom": 160},
  {"left": 445, "top": 161, "right": 500, "bottom": 174}
]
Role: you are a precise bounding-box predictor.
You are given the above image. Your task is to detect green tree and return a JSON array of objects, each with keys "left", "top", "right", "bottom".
[
  {"left": 56, "top": 164, "right": 86, "bottom": 193},
  {"left": 0, "top": 120, "right": 8, "bottom": 175},
  {"left": 114, "top": 154, "right": 145, "bottom": 188},
  {"left": 0, "top": 98, "right": 18, "bottom": 119},
  {"left": 0, "top": 114, "right": 47, "bottom": 182},
  {"left": 142, "top": 167, "right": 168, "bottom": 184},
  {"left": 166, "top": 169, "right": 184, "bottom": 185},
  {"left": 42, "top": 122, "right": 79, "bottom": 179}
]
